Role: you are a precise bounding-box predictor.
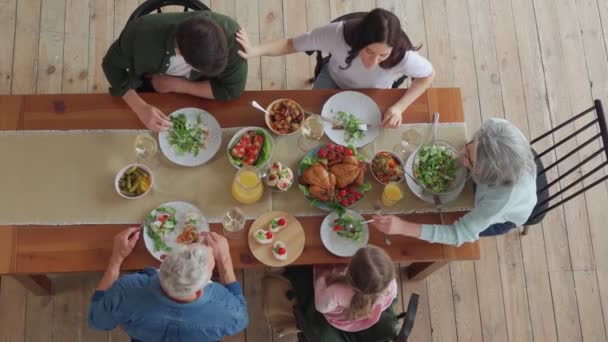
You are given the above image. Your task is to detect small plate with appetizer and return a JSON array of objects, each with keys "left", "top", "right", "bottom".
[
  {"left": 320, "top": 209, "right": 369, "bottom": 257},
  {"left": 227, "top": 127, "right": 274, "bottom": 169},
  {"left": 321, "top": 91, "right": 381, "bottom": 148},
  {"left": 159, "top": 108, "right": 222, "bottom": 167},
  {"left": 142, "top": 201, "right": 209, "bottom": 261},
  {"left": 247, "top": 211, "right": 305, "bottom": 267}
]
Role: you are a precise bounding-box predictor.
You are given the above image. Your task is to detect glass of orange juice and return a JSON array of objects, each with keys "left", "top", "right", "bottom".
[
  {"left": 232, "top": 166, "right": 264, "bottom": 204},
  {"left": 381, "top": 181, "right": 403, "bottom": 207}
]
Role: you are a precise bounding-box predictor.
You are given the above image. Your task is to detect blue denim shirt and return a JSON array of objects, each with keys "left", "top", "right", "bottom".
[{"left": 88, "top": 268, "right": 248, "bottom": 342}]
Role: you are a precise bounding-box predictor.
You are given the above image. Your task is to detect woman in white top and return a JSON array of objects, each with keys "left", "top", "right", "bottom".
[{"left": 236, "top": 8, "right": 435, "bottom": 128}]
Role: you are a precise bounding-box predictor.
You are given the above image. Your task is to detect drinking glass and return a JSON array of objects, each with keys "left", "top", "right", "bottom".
[
  {"left": 134, "top": 132, "right": 159, "bottom": 166},
  {"left": 298, "top": 115, "right": 325, "bottom": 152},
  {"left": 392, "top": 129, "right": 422, "bottom": 160},
  {"left": 222, "top": 207, "right": 246, "bottom": 239},
  {"left": 381, "top": 181, "right": 403, "bottom": 207}
]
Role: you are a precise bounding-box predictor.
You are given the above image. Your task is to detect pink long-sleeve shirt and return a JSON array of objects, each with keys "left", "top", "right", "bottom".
[{"left": 313, "top": 266, "right": 398, "bottom": 332}]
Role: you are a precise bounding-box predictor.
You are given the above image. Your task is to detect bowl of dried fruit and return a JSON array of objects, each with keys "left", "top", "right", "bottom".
[{"left": 265, "top": 98, "right": 304, "bottom": 136}]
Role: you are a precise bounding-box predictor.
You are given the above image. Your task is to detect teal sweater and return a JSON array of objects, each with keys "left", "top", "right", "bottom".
[{"left": 420, "top": 171, "right": 537, "bottom": 246}]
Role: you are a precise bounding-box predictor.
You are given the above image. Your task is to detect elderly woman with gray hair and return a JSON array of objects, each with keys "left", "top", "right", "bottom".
[
  {"left": 372, "top": 118, "right": 537, "bottom": 246},
  {"left": 88, "top": 228, "right": 248, "bottom": 341}
]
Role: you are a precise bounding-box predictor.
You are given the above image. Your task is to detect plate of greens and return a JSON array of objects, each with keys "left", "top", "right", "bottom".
[
  {"left": 159, "top": 108, "right": 222, "bottom": 167},
  {"left": 321, "top": 91, "right": 381, "bottom": 148},
  {"left": 320, "top": 209, "right": 369, "bottom": 257},
  {"left": 142, "top": 201, "right": 209, "bottom": 262}
]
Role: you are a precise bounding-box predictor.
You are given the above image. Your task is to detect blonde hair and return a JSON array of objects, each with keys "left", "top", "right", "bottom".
[{"left": 325, "top": 245, "right": 395, "bottom": 320}]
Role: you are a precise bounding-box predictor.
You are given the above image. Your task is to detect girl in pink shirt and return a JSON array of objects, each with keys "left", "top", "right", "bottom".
[{"left": 314, "top": 245, "right": 398, "bottom": 332}]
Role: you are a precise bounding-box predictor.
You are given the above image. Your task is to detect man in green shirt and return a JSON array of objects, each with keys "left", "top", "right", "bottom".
[{"left": 103, "top": 11, "right": 247, "bottom": 132}]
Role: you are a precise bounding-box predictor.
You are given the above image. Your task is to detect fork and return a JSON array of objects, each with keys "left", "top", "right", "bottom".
[
  {"left": 374, "top": 200, "right": 392, "bottom": 246},
  {"left": 345, "top": 219, "right": 375, "bottom": 232}
]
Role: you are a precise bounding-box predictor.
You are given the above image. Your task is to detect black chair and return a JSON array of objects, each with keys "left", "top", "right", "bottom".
[
  {"left": 522, "top": 99, "right": 608, "bottom": 235},
  {"left": 127, "top": 0, "right": 210, "bottom": 23},
  {"left": 305, "top": 12, "right": 408, "bottom": 89},
  {"left": 394, "top": 293, "right": 420, "bottom": 342}
]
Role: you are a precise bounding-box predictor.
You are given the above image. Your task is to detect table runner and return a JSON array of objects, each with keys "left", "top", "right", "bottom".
[{"left": 0, "top": 123, "right": 473, "bottom": 225}]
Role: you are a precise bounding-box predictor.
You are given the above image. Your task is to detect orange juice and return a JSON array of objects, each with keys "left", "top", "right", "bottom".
[
  {"left": 232, "top": 166, "right": 264, "bottom": 204},
  {"left": 381, "top": 182, "right": 403, "bottom": 207}
]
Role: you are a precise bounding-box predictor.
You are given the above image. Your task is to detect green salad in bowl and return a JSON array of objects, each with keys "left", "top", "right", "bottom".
[{"left": 413, "top": 143, "right": 460, "bottom": 193}]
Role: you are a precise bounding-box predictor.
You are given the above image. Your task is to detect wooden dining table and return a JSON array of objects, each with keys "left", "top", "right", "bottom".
[{"left": 0, "top": 87, "right": 479, "bottom": 295}]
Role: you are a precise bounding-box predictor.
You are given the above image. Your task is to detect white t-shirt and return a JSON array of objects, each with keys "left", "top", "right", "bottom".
[
  {"left": 292, "top": 21, "right": 433, "bottom": 89},
  {"left": 164, "top": 54, "right": 193, "bottom": 77}
]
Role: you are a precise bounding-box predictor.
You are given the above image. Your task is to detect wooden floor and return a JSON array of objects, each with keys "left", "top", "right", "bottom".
[{"left": 1, "top": 0, "right": 608, "bottom": 341}]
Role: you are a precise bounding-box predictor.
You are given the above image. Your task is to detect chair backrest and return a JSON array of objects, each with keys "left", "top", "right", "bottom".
[
  {"left": 306, "top": 11, "right": 409, "bottom": 89},
  {"left": 394, "top": 293, "right": 419, "bottom": 342},
  {"left": 127, "top": 0, "right": 210, "bottom": 24},
  {"left": 526, "top": 99, "right": 608, "bottom": 225}
]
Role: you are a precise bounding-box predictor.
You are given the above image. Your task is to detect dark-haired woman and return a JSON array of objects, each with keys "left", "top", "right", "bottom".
[{"left": 237, "top": 8, "right": 435, "bottom": 127}]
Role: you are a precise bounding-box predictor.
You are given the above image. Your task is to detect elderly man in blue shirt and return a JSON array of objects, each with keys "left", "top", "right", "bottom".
[{"left": 88, "top": 227, "right": 248, "bottom": 341}]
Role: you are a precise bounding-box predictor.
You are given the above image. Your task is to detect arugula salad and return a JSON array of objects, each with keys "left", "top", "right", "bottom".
[
  {"left": 146, "top": 206, "right": 177, "bottom": 252},
  {"left": 336, "top": 111, "right": 365, "bottom": 143},
  {"left": 168, "top": 113, "right": 209, "bottom": 157},
  {"left": 331, "top": 214, "right": 364, "bottom": 242},
  {"left": 414, "top": 144, "right": 459, "bottom": 193}
]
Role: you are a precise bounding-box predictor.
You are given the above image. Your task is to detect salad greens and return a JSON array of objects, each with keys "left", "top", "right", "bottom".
[
  {"left": 332, "top": 214, "right": 364, "bottom": 242},
  {"left": 336, "top": 111, "right": 365, "bottom": 143},
  {"left": 146, "top": 206, "right": 177, "bottom": 252},
  {"left": 414, "top": 145, "right": 458, "bottom": 193},
  {"left": 169, "top": 113, "right": 208, "bottom": 157}
]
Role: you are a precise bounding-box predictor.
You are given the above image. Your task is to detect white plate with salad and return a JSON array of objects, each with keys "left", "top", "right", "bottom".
[
  {"left": 142, "top": 201, "right": 209, "bottom": 261},
  {"left": 320, "top": 209, "right": 369, "bottom": 257},
  {"left": 159, "top": 108, "right": 222, "bottom": 167},
  {"left": 321, "top": 91, "right": 381, "bottom": 148}
]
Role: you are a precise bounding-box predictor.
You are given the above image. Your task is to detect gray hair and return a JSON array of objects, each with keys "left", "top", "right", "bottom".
[
  {"left": 473, "top": 118, "right": 536, "bottom": 186},
  {"left": 159, "top": 244, "right": 212, "bottom": 298}
]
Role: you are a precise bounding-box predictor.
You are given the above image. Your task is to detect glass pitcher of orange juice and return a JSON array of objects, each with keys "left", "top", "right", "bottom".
[
  {"left": 381, "top": 182, "right": 403, "bottom": 207},
  {"left": 232, "top": 166, "right": 264, "bottom": 204}
]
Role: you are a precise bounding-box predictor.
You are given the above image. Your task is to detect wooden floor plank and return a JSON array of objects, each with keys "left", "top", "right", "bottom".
[
  {"left": 244, "top": 269, "right": 272, "bottom": 342},
  {"left": 450, "top": 262, "right": 483, "bottom": 342},
  {"left": 549, "top": 270, "right": 584, "bottom": 342},
  {"left": 329, "top": 0, "right": 353, "bottom": 19},
  {"left": 426, "top": 267, "right": 458, "bottom": 342},
  {"left": 210, "top": 0, "right": 236, "bottom": 16},
  {"left": 0, "top": 0, "right": 17, "bottom": 94},
  {"left": 36, "top": 0, "right": 66, "bottom": 94},
  {"left": 283, "top": 0, "right": 310, "bottom": 90},
  {"left": 88, "top": 0, "right": 114, "bottom": 93},
  {"left": 25, "top": 290, "right": 53, "bottom": 342},
  {"left": 401, "top": 274, "right": 432, "bottom": 341},
  {"left": 574, "top": 270, "right": 608, "bottom": 342},
  {"left": 259, "top": 0, "right": 285, "bottom": 90},
  {"left": 305, "top": 0, "right": 331, "bottom": 80},
  {"left": 0, "top": 277, "right": 27, "bottom": 342},
  {"left": 63, "top": 0, "right": 90, "bottom": 93},
  {"left": 235, "top": 0, "right": 261, "bottom": 91},
  {"left": 11, "top": 0, "right": 42, "bottom": 95},
  {"left": 113, "top": 0, "right": 139, "bottom": 41}
]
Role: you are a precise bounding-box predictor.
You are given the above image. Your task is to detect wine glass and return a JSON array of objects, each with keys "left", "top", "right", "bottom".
[
  {"left": 298, "top": 115, "right": 325, "bottom": 152},
  {"left": 134, "top": 132, "right": 159, "bottom": 166},
  {"left": 222, "top": 207, "right": 246, "bottom": 239},
  {"left": 392, "top": 129, "right": 422, "bottom": 160}
]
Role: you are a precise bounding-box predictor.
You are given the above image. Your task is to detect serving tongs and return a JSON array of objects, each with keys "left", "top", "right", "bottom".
[{"left": 428, "top": 112, "right": 445, "bottom": 224}]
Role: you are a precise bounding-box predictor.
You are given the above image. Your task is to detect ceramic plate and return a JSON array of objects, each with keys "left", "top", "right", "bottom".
[
  {"left": 321, "top": 91, "right": 381, "bottom": 148},
  {"left": 320, "top": 209, "right": 369, "bottom": 257},
  {"left": 142, "top": 201, "right": 209, "bottom": 261},
  {"left": 159, "top": 108, "right": 222, "bottom": 167}
]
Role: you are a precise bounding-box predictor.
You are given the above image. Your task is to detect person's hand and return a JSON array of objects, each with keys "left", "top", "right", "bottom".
[
  {"left": 110, "top": 227, "right": 141, "bottom": 264},
  {"left": 134, "top": 102, "right": 172, "bottom": 132},
  {"left": 149, "top": 74, "right": 180, "bottom": 93},
  {"left": 382, "top": 105, "right": 404, "bottom": 128},
  {"left": 202, "top": 231, "right": 231, "bottom": 265},
  {"left": 370, "top": 215, "right": 405, "bottom": 235},
  {"left": 236, "top": 28, "right": 257, "bottom": 59}
]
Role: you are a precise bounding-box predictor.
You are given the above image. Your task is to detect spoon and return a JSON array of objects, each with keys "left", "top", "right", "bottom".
[
  {"left": 344, "top": 219, "right": 375, "bottom": 232},
  {"left": 251, "top": 101, "right": 271, "bottom": 116}
]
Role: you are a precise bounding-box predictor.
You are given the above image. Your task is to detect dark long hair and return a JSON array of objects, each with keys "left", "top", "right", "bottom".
[
  {"left": 325, "top": 245, "right": 395, "bottom": 320},
  {"left": 341, "top": 8, "right": 420, "bottom": 70}
]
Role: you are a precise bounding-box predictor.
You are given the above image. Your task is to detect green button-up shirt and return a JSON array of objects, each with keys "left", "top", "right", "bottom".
[{"left": 102, "top": 11, "right": 247, "bottom": 100}]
